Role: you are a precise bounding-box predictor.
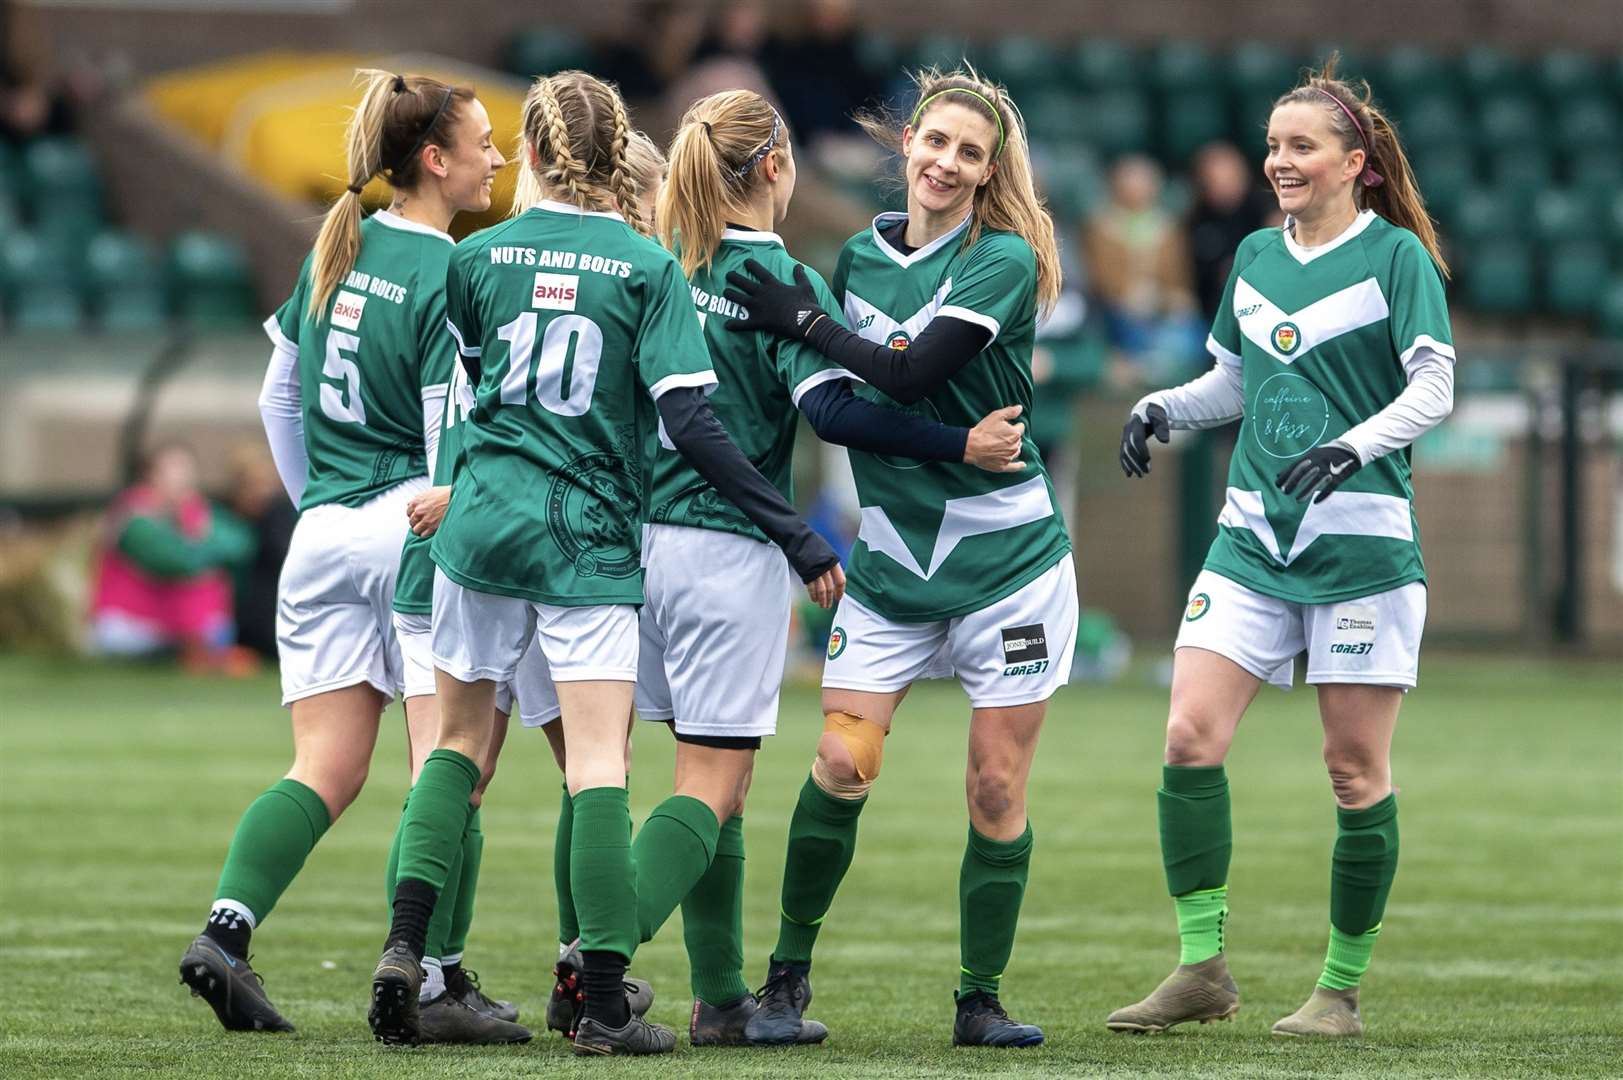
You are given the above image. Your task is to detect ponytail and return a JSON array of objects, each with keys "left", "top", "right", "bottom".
[
  {"left": 307, "top": 68, "right": 475, "bottom": 318},
  {"left": 1275, "top": 54, "right": 1450, "bottom": 279},
  {"left": 658, "top": 90, "right": 783, "bottom": 277}
]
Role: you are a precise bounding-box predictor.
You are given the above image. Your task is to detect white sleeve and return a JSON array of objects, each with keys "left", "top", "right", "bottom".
[
  {"left": 420, "top": 382, "right": 448, "bottom": 478},
  {"left": 1333, "top": 345, "right": 1455, "bottom": 465},
  {"left": 1133, "top": 345, "right": 1245, "bottom": 430},
  {"left": 257, "top": 317, "right": 308, "bottom": 506}
]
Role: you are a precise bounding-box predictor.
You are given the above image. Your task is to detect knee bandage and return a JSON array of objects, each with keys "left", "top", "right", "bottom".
[{"left": 811, "top": 711, "right": 886, "bottom": 799}]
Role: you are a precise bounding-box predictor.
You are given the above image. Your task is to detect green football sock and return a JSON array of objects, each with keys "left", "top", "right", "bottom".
[
  {"left": 424, "top": 833, "right": 464, "bottom": 962},
  {"left": 773, "top": 774, "right": 866, "bottom": 965},
  {"left": 443, "top": 807, "right": 483, "bottom": 959},
  {"left": 555, "top": 781, "right": 577, "bottom": 946},
  {"left": 571, "top": 786, "right": 637, "bottom": 962},
  {"left": 634, "top": 795, "right": 719, "bottom": 943},
  {"left": 958, "top": 824, "right": 1033, "bottom": 997},
  {"left": 1320, "top": 793, "right": 1399, "bottom": 989},
  {"left": 683, "top": 814, "right": 751, "bottom": 1007},
  {"left": 396, "top": 749, "right": 480, "bottom": 891},
  {"left": 212, "top": 778, "right": 331, "bottom": 923},
  {"left": 384, "top": 793, "right": 407, "bottom": 917},
  {"left": 1159, "top": 764, "right": 1232, "bottom": 963}
]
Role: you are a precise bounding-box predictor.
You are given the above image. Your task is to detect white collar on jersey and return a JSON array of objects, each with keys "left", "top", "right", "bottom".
[
  {"left": 1281, "top": 209, "right": 1377, "bottom": 266},
  {"left": 720, "top": 227, "right": 784, "bottom": 245},
  {"left": 869, "top": 210, "right": 971, "bottom": 268},
  {"left": 370, "top": 208, "right": 453, "bottom": 244},
  {"left": 533, "top": 198, "right": 626, "bottom": 222}
]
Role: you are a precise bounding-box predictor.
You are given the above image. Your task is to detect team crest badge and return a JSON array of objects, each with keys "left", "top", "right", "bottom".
[
  {"left": 1271, "top": 321, "right": 1301, "bottom": 355},
  {"left": 885, "top": 330, "right": 911, "bottom": 351},
  {"left": 827, "top": 626, "right": 848, "bottom": 660},
  {"left": 1185, "top": 592, "right": 1211, "bottom": 622}
]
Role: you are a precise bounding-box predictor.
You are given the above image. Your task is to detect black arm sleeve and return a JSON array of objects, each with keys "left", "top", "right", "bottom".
[
  {"left": 655, "top": 387, "right": 838, "bottom": 582},
  {"left": 801, "top": 314, "right": 992, "bottom": 405},
  {"left": 798, "top": 379, "right": 969, "bottom": 462}
]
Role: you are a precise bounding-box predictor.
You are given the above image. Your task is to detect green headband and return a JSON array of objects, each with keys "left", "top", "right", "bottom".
[{"left": 910, "top": 88, "right": 1006, "bottom": 155}]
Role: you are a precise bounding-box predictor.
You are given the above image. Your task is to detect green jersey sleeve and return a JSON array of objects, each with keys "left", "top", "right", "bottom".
[
  {"left": 1207, "top": 231, "right": 1264, "bottom": 362},
  {"left": 414, "top": 270, "right": 456, "bottom": 392},
  {"left": 774, "top": 265, "right": 854, "bottom": 405},
  {"left": 265, "top": 253, "right": 312, "bottom": 352},
  {"left": 938, "top": 233, "right": 1036, "bottom": 342},
  {"left": 443, "top": 246, "right": 481, "bottom": 368},
  {"left": 636, "top": 254, "right": 717, "bottom": 398},
  {"left": 1385, "top": 231, "right": 1454, "bottom": 364}
]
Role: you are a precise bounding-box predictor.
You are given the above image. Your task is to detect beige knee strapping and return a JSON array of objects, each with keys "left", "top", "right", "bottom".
[{"left": 810, "top": 711, "right": 886, "bottom": 800}]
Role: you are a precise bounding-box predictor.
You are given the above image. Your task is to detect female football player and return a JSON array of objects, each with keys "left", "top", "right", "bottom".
[
  {"left": 367, "top": 70, "right": 841, "bottom": 1057},
  {"left": 178, "top": 69, "right": 505, "bottom": 1036},
  {"left": 633, "top": 88, "right": 1025, "bottom": 1047},
  {"left": 724, "top": 66, "right": 1072, "bottom": 1048},
  {"left": 1109, "top": 56, "right": 1453, "bottom": 1038}
]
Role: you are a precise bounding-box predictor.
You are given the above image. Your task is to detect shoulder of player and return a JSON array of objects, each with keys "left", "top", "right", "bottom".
[
  {"left": 1235, "top": 225, "right": 1283, "bottom": 267},
  {"left": 1356, "top": 216, "right": 1435, "bottom": 277},
  {"left": 959, "top": 228, "right": 1036, "bottom": 281}
]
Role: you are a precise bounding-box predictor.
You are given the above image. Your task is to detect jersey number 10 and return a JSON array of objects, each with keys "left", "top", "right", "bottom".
[{"left": 496, "top": 312, "right": 603, "bottom": 417}]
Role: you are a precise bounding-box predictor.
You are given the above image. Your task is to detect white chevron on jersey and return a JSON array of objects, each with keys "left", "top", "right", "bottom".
[
  {"left": 1234, "top": 276, "right": 1390, "bottom": 364},
  {"left": 858, "top": 473, "right": 1054, "bottom": 580},
  {"left": 1218, "top": 487, "right": 1414, "bottom": 565},
  {"left": 843, "top": 280, "right": 953, "bottom": 346}
]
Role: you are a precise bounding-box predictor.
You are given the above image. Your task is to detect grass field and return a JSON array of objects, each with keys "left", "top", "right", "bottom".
[{"left": 1, "top": 653, "right": 1619, "bottom": 1078}]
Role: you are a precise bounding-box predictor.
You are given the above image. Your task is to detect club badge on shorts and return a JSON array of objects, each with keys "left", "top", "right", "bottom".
[
  {"left": 1185, "top": 592, "right": 1211, "bottom": 621},
  {"left": 827, "top": 626, "right": 848, "bottom": 660}
]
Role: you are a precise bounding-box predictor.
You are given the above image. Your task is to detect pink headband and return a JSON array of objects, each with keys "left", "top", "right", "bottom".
[{"left": 1316, "top": 88, "right": 1384, "bottom": 188}]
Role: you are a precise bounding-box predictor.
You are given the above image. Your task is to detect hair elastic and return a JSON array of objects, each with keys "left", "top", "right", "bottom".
[
  {"left": 1315, "top": 87, "right": 1383, "bottom": 188},
  {"left": 733, "top": 109, "right": 782, "bottom": 179},
  {"left": 346, "top": 182, "right": 365, "bottom": 194},
  {"left": 910, "top": 87, "right": 1006, "bottom": 155},
  {"left": 391, "top": 74, "right": 407, "bottom": 93}
]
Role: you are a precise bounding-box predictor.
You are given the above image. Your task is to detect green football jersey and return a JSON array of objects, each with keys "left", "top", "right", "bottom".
[
  {"left": 832, "top": 213, "right": 1072, "bottom": 622},
  {"left": 648, "top": 228, "right": 853, "bottom": 542},
  {"left": 393, "top": 359, "right": 474, "bottom": 615},
  {"left": 429, "top": 200, "right": 717, "bottom": 606},
  {"left": 1203, "top": 211, "right": 1453, "bottom": 604},
  {"left": 265, "top": 210, "right": 453, "bottom": 512}
]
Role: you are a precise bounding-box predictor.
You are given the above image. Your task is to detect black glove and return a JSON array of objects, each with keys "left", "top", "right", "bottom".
[
  {"left": 1275, "top": 444, "right": 1362, "bottom": 503},
  {"left": 723, "top": 258, "right": 828, "bottom": 341},
  {"left": 1120, "top": 403, "right": 1170, "bottom": 477}
]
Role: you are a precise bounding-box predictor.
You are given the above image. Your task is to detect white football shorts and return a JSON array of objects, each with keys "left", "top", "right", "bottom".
[{"left": 393, "top": 609, "right": 559, "bottom": 726}]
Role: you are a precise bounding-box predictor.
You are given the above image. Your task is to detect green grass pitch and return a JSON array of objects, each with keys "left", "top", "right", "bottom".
[{"left": 1, "top": 653, "right": 1619, "bottom": 1078}]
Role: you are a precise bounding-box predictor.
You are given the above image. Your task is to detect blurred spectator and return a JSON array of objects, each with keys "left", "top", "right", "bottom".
[
  {"left": 766, "top": 0, "right": 887, "bottom": 151},
  {"left": 224, "top": 443, "right": 295, "bottom": 661},
  {"left": 88, "top": 442, "right": 255, "bottom": 671},
  {"left": 1083, "top": 155, "right": 1202, "bottom": 385},
  {"left": 1186, "top": 141, "right": 1280, "bottom": 321},
  {"left": 593, "top": 1, "right": 708, "bottom": 102},
  {"left": 0, "top": 0, "right": 95, "bottom": 144},
  {"left": 693, "top": 0, "right": 770, "bottom": 67}
]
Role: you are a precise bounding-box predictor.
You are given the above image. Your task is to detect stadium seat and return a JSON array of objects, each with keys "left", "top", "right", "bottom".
[
  {"left": 1074, "top": 89, "right": 1153, "bottom": 159},
  {"left": 988, "top": 35, "right": 1060, "bottom": 99},
  {"left": 1032, "top": 143, "right": 1104, "bottom": 222},
  {"left": 1553, "top": 97, "right": 1619, "bottom": 155},
  {"left": 1476, "top": 94, "right": 1543, "bottom": 149},
  {"left": 168, "top": 231, "right": 256, "bottom": 327},
  {"left": 1608, "top": 190, "right": 1623, "bottom": 246},
  {"left": 1413, "top": 146, "right": 1476, "bottom": 227},
  {"left": 1228, "top": 43, "right": 1299, "bottom": 142},
  {"left": 1159, "top": 92, "right": 1230, "bottom": 163},
  {"left": 1568, "top": 149, "right": 1623, "bottom": 208},
  {"left": 1531, "top": 189, "right": 1594, "bottom": 247},
  {"left": 1541, "top": 241, "right": 1612, "bottom": 318},
  {"left": 1464, "top": 239, "right": 1535, "bottom": 316},
  {"left": 1460, "top": 45, "right": 1529, "bottom": 98},
  {"left": 87, "top": 231, "right": 169, "bottom": 330},
  {"left": 1149, "top": 41, "right": 1218, "bottom": 95},
  {"left": 1377, "top": 45, "right": 1455, "bottom": 115},
  {"left": 1069, "top": 39, "right": 1142, "bottom": 91},
  {"left": 1489, "top": 147, "right": 1553, "bottom": 217},
  {"left": 9, "top": 284, "right": 84, "bottom": 333},
  {"left": 912, "top": 33, "right": 971, "bottom": 73},
  {"left": 19, "top": 136, "right": 101, "bottom": 221},
  {"left": 1307, "top": 43, "right": 1372, "bottom": 84},
  {"left": 1597, "top": 276, "right": 1623, "bottom": 338},
  {"left": 1398, "top": 94, "right": 1472, "bottom": 156},
  {"left": 504, "top": 28, "right": 592, "bottom": 79},
  {"left": 0, "top": 231, "right": 80, "bottom": 292},
  {"left": 1534, "top": 49, "right": 1599, "bottom": 103},
  {"left": 1451, "top": 187, "right": 1522, "bottom": 246}
]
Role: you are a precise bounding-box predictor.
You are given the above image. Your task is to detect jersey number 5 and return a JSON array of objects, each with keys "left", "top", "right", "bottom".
[
  {"left": 496, "top": 312, "right": 603, "bottom": 417},
  {"left": 319, "top": 329, "right": 367, "bottom": 424}
]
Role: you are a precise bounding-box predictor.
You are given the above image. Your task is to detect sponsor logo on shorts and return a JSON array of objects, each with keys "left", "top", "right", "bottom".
[
  {"left": 1272, "top": 320, "right": 1301, "bottom": 355},
  {"left": 1329, "top": 642, "right": 1374, "bottom": 655},
  {"left": 532, "top": 272, "right": 579, "bottom": 311},
  {"left": 1002, "top": 659, "right": 1049, "bottom": 677},
  {"left": 1001, "top": 623, "right": 1047, "bottom": 665},
  {"left": 1328, "top": 602, "right": 1378, "bottom": 650},
  {"left": 546, "top": 451, "right": 641, "bottom": 579},
  {"left": 827, "top": 626, "right": 848, "bottom": 660},
  {"left": 330, "top": 290, "right": 366, "bottom": 330},
  {"left": 1335, "top": 615, "right": 1375, "bottom": 631},
  {"left": 1185, "top": 592, "right": 1211, "bottom": 621}
]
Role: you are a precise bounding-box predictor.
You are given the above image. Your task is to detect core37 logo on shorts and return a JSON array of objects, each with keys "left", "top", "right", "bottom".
[
  {"left": 1001, "top": 623, "right": 1048, "bottom": 677},
  {"left": 1328, "top": 603, "right": 1377, "bottom": 655}
]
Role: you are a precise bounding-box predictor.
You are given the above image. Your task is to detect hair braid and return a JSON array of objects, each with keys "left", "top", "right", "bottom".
[
  {"left": 606, "top": 92, "right": 646, "bottom": 235},
  {"left": 537, "top": 80, "right": 588, "bottom": 207}
]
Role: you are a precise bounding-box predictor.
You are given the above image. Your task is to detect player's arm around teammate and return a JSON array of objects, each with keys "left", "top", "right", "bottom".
[
  {"left": 722, "top": 68, "right": 1074, "bottom": 1048},
  {"left": 179, "top": 70, "right": 503, "bottom": 1037},
  {"left": 1108, "top": 56, "right": 1454, "bottom": 1040}
]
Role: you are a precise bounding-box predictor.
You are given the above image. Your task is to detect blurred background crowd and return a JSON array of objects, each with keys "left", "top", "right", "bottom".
[{"left": 0, "top": 0, "right": 1619, "bottom": 669}]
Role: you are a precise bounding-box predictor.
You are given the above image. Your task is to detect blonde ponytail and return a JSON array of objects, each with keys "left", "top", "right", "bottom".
[{"left": 658, "top": 90, "right": 784, "bottom": 277}]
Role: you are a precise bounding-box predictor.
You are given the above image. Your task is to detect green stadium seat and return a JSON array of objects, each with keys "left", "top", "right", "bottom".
[
  {"left": 1377, "top": 45, "right": 1455, "bottom": 115},
  {"left": 34, "top": 202, "right": 105, "bottom": 246},
  {"left": 1413, "top": 146, "right": 1476, "bottom": 227},
  {"left": 168, "top": 231, "right": 256, "bottom": 327},
  {"left": 1023, "top": 89, "right": 1087, "bottom": 145},
  {"left": 1463, "top": 239, "right": 1534, "bottom": 316},
  {"left": 1554, "top": 97, "right": 1619, "bottom": 155},
  {"left": 1032, "top": 143, "right": 1104, "bottom": 222},
  {"left": 504, "top": 28, "right": 592, "bottom": 79},
  {"left": 1070, "top": 39, "right": 1142, "bottom": 91},
  {"left": 19, "top": 136, "right": 100, "bottom": 220},
  {"left": 1530, "top": 189, "right": 1594, "bottom": 246},
  {"left": 1534, "top": 49, "right": 1599, "bottom": 102},
  {"left": 988, "top": 35, "right": 1060, "bottom": 98},
  {"left": 1074, "top": 89, "right": 1153, "bottom": 159},
  {"left": 87, "top": 231, "right": 169, "bottom": 330},
  {"left": 1307, "top": 44, "right": 1372, "bottom": 84},
  {"left": 1149, "top": 41, "right": 1218, "bottom": 94},
  {"left": 1569, "top": 149, "right": 1623, "bottom": 207},
  {"left": 1460, "top": 46, "right": 1529, "bottom": 98},
  {"left": 1597, "top": 276, "right": 1623, "bottom": 338},
  {"left": 1159, "top": 92, "right": 1230, "bottom": 163},
  {"left": 1228, "top": 43, "right": 1299, "bottom": 143},
  {"left": 1608, "top": 190, "right": 1623, "bottom": 246},
  {"left": 1489, "top": 147, "right": 1553, "bottom": 217},
  {"left": 1451, "top": 187, "right": 1521, "bottom": 246},
  {"left": 1476, "top": 94, "right": 1543, "bottom": 149},
  {"left": 1541, "top": 241, "right": 1612, "bottom": 318},
  {"left": 1398, "top": 94, "right": 1472, "bottom": 155},
  {"left": 855, "top": 32, "right": 903, "bottom": 77},
  {"left": 1, "top": 231, "right": 80, "bottom": 292},
  {"left": 9, "top": 284, "right": 84, "bottom": 333},
  {"left": 912, "top": 33, "right": 970, "bottom": 73}
]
